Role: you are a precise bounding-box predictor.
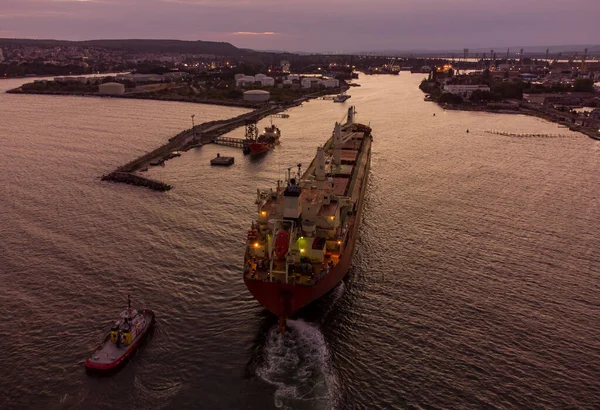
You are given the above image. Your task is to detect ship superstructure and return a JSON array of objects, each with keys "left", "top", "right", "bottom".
[{"left": 243, "top": 106, "right": 372, "bottom": 330}]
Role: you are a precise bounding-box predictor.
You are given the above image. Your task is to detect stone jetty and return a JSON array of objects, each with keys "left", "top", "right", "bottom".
[{"left": 102, "top": 105, "right": 285, "bottom": 191}]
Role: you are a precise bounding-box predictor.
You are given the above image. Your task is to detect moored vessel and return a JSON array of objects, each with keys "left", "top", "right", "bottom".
[
  {"left": 243, "top": 106, "right": 372, "bottom": 331},
  {"left": 85, "top": 295, "right": 155, "bottom": 372},
  {"left": 333, "top": 92, "right": 351, "bottom": 103},
  {"left": 246, "top": 120, "right": 281, "bottom": 156}
]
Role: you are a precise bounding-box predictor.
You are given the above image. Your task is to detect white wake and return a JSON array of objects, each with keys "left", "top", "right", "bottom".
[{"left": 256, "top": 319, "right": 339, "bottom": 409}]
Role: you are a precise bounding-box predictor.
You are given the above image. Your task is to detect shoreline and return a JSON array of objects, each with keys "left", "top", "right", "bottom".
[
  {"left": 6, "top": 86, "right": 339, "bottom": 109},
  {"left": 6, "top": 83, "right": 339, "bottom": 191},
  {"left": 6, "top": 88, "right": 270, "bottom": 109},
  {"left": 438, "top": 102, "right": 600, "bottom": 141}
]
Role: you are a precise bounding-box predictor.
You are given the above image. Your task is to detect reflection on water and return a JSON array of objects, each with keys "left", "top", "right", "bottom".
[{"left": 1, "top": 74, "right": 599, "bottom": 409}]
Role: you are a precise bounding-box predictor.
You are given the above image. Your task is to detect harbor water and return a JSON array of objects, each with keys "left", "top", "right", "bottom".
[{"left": 0, "top": 74, "right": 599, "bottom": 409}]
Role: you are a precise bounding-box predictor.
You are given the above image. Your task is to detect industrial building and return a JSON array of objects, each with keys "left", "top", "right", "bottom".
[
  {"left": 99, "top": 82, "right": 125, "bottom": 95},
  {"left": 235, "top": 74, "right": 275, "bottom": 88},
  {"left": 243, "top": 90, "right": 270, "bottom": 102},
  {"left": 300, "top": 77, "right": 339, "bottom": 89},
  {"left": 443, "top": 84, "right": 490, "bottom": 97}
]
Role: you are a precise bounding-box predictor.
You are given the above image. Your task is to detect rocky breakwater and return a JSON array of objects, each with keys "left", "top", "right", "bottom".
[{"left": 102, "top": 106, "right": 283, "bottom": 191}]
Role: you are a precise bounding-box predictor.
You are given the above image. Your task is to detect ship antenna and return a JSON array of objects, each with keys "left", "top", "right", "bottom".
[
  {"left": 128, "top": 294, "right": 131, "bottom": 309},
  {"left": 297, "top": 163, "right": 302, "bottom": 179}
]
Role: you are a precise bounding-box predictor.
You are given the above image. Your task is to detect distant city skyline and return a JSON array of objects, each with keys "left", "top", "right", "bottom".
[{"left": 1, "top": 0, "right": 598, "bottom": 53}]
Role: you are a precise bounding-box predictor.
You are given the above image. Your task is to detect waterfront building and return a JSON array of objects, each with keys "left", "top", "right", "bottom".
[
  {"left": 236, "top": 74, "right": 275, "bottom": 88},
  {"left": 321, "top": 78, "right": 340, "bottom": 88},
  {"left": 443, "top": 84, "right": 490, "bottom": 97}
]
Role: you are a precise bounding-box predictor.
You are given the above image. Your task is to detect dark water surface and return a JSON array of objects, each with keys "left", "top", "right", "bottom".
[{"left": 1, "top": 75, "right": 599, "bottom": 409}]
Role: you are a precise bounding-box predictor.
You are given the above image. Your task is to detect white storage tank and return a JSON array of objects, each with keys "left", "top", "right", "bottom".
[
  {"left": 234, "top": 73, "right": 244, "bottom": 80},
  {"left": 301, "top": 78, "right": 314, "bottom": 88},
  {"left": 243, "top": 90, "right": 270, "bottom": 102},
  {"left": 99, "top": 82, "right": 125, "bottom": 95},
  {"left": 236, "top": 76, "right": 256, "bottom": 87},
  {"left": 255, "top": 73, "right": 267, "bottom": 80},
  {"left": 260, "top": 77, "right": 275, "bottom": 87}
]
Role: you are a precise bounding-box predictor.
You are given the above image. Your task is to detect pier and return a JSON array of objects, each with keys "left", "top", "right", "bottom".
[
  {"left": 213, "top": 136, "right": 247, "bottom": 148},
  {"left": 102, "top": 105, "right": 285, "bottom": 191}
]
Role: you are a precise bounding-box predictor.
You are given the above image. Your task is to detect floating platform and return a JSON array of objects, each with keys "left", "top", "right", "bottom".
[{"left": 210, "top": 154, "right": 234, "bottom": 166}]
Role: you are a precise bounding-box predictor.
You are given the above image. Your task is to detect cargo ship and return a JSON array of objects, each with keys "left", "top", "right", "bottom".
[{"left": 243, "top": 106, "right": 372, "bottom": 331}]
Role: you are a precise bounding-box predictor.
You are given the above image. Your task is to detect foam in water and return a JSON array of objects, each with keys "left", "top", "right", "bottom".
[{"left": 256, "top": 319, "right": 339, "bottom": 409}]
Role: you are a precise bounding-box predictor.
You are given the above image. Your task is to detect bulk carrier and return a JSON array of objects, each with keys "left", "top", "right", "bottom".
[{"left": 243, "top": 106, "right": 372, "bottom": 331}]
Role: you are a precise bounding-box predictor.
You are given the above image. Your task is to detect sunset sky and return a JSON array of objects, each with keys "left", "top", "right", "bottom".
[{"left": 1, "top": 0, "right": 598, "bottom": 52}]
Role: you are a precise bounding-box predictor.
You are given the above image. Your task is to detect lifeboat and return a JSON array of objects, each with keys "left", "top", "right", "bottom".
[
  {"left": 274, "top": 230, "right": 290, "bottom": 260},
  {"left": 85, "top": 295, "right": 155, "bottom": 372}
]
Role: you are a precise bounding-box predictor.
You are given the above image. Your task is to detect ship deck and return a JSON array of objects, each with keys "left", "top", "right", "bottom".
[
  {"left": 90, "top": 337, "right": 131, "bottom": 364},
  {"left": 245, "top": 252, "right": 341, "bottom": 285},
  {"left": 244, "top": 120, "right": 371, "bottom": 288}
]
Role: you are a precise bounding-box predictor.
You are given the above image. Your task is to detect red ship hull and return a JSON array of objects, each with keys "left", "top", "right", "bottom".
[
  {"left": 85, "top": 309, "right": 155, "bottom": 372},
  {"left": 244, "top": 164, "right": 369, "bottom": 317},
  {"left": 248, "top": 142, "right": 272, "bottom": 156}
]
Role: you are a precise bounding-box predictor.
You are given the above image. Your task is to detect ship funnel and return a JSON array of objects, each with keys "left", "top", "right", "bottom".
[
  {"left": 315, "top": 146, "right": 326, "bottom": 181},
  {"left": 333, "top": 122, "right": 342, "bottom": 166}
]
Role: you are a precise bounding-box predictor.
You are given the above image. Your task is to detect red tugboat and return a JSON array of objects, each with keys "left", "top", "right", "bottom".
[
  {"left": 85, "top": 295, "right": 155, "bottom": 372},
  {"left": 245, "top": 120, "right": 281, "bottom": 156},
  {"left": 243, "top": 106, "right": 372, "bottom": 331}
]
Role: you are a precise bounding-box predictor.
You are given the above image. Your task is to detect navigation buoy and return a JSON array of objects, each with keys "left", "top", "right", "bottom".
[
  {"left": 466, "top": 129, "right": 469, "bottom": 133},
  {"left": 433, "top": 113, "right": 436, "bottom": 116}
]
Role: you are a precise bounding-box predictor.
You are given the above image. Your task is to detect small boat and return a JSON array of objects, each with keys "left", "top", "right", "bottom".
[
  {"left": 85, "top": 295, "right": 155, "bottom": 372},
  {"left": 333, "top": 92, "right": 351, "bottom": 103}
]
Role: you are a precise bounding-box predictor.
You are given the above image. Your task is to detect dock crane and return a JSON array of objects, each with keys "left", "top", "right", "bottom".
[{"left": 582, "top": 48, "right": 588, "bottom": 70}]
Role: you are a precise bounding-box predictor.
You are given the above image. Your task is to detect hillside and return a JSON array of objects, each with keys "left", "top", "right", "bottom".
[{"left": 0, "top": 38, "right": 245, "bottom": 56}]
